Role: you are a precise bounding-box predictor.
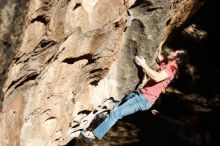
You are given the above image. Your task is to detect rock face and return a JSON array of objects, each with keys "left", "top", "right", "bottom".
[
  {"left": 0, "top": 0, "right": 28, "bottom": 102},
  {"left": 0, "top": 0, "right": 204, "bottom": 146}
]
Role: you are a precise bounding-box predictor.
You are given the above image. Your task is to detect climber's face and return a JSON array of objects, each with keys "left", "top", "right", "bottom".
[
  {"left": 167, "top": 51, "right": 178, "bottom": 61},
  {"left": 156, "top": 51, "right": 169, "bottom": 64}
]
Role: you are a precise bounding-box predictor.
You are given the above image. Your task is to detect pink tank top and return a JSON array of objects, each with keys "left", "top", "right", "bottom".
[{"left": 141, "top": 61, "right": 178, "bottom": 104}]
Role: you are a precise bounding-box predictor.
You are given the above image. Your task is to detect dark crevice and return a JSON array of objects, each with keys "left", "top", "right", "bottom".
[
  {"left": 90, "top": 68, "right": 103, "bottom": 74},
  {"left": 146, "top": 7, "right": 163, "bottom": 12},
  {"left": 89, "top": 69, "right": 109, "bottom": 87},
  {"left": 69, "top": 121, "right": 80, "bottom": 127},
  {"left": 71, "top": 124, "right": 80, "bottom": 128},
  {"left": 14, "top": 53, "right": 25, "bottom": 63},
  {"left": 114, "top": 19, "right": 125, "bottom": 30},
  {"left": 62, "top": 53, "right": 96, "bottom": 65},
  {"left": 43, "top": 1, "right": 49, "bottom": 5},
  {"left": 73, "top": 3, "right": 81, "bottom": 11},
  {"left": 104, "top": 97, "right": 120, "bottom": 104},
  {"left": 34, "top": 40, "right": 57, "bottom": 54},
  {"left": 31, "top": 15, "right": 49, "bottom": 25},
  {"left": 39, "top": 39, "right": 56, "bottom": 48},
  {"left": 72, "top": 91, "right": 76, "bottom": 96},
  {"left": 130, "top": 0, "right": 153, "bottom": 9},
  {"left": 102, "top": 106, "right": 107, "bottom": 109},
  {"left": 166, "top": 18, "right": 171, "bottom": 26},
  {"left": 44, "top": 54, "right": 55, "bottom": 65},
  {"left": 90, "top": 80, "right": 100, "bottom": 86},
  {"left": 72, "top": 98, "right": 75, "bottom": 103},
  {"left": 45, "top": 116, "right": 56, "bottom": 122},
  {"left": 3, "top": 41, "right": 11, "bottom": 47},
  {"left": 53, "top": 47, "right": 65, "bottom": 61},
  {"left": 41, "top": 109, "right": 51, "bottom": 115},
  {"left": 73, "top": 120, "right": 80, "bottom": 124},
  {"left": 5, "top": 76, "right": 25, "bottom": 93},
  {"left": 14, "top": 73, "right": 38, "bottom": 89},
  {"left": 93, "top": 110, "right": 98, "bottom": 114},
  {"left": 129, "top": 0, "right": 161, "bottom": 13},
  {"left": 114, "top": 21, "right": 120, "bottom": 28},
  {"left": 15, "top": 55, "right": 30, "bottom": 65},
  {"left": 69, "top": 121, "right": 80, "bottom": 128},
  {"left": 77, "top": 110, "right": 92, "bottom": 115},
  {"left": 24, "top": 108, "right": 41, "bottom": 121},
  {"left": 127, "top": 10, "right": 131, "bottom": 16},
  {"left": 32, "top": 39, "right": 57, "bottom": 57},
  {"left": 23, "top": 58, "right": 30, "bottom": 64},
  {"left": 88, "top": 72, "right": 103, "bottom": 86}
]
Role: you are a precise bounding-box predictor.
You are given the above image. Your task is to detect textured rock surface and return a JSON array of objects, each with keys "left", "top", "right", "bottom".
[
  {"left": 0, "top": 0, "right": 28, "bottom": 101},
  {"left": 0, "top": 0, "right": 204, "bottom": 146}
]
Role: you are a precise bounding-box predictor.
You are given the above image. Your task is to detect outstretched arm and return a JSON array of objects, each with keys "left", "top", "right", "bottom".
[{"left": 135, "top": 56, "right": 169, "bottom": 82}]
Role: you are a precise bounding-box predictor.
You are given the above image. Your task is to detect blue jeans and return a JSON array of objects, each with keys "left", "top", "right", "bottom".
[{"left": 92, "top": 92, "right": 152, "bottom": 139}]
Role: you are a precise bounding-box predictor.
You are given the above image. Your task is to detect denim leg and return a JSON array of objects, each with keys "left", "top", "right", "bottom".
[
  {"left": 92, "top": 93, "right": 152, "bottom": 139},
  {"left": 123, "top": 92, "right": 136, "bottom": 101},
  {"left": 115, "top": 92, "right": 136, "bottom": 107}
]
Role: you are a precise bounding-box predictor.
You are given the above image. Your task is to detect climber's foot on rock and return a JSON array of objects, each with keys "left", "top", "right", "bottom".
[{"left": 81, "top": 130, "right": 96, "bottom": 142}]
